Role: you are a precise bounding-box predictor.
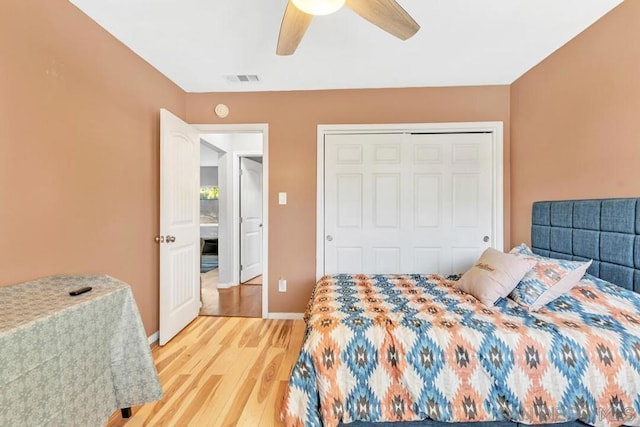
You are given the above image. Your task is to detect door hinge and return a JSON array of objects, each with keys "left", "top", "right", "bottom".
[{"left": 240, "top": 265, "right": 244, "bottom": 271}]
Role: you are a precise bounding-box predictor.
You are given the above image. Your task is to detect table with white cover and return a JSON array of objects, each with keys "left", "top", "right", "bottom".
[{"left": 0, "top": 275, "right": 162, "bottom": 426}]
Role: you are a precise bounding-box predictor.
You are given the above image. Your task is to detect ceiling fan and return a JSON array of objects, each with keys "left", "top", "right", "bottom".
[{"left": 276, "top": 0, "right": 420, "bottom": 55}]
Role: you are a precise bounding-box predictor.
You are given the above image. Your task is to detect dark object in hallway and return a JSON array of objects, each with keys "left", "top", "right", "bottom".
[{"left": 202, "top": 238, "right": 218, "bottom": 255}]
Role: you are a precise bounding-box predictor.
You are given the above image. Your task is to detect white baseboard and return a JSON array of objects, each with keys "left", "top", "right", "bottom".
[
  {"left": 217, "top": 282, "right": 239, "bottom": 289},
  {"left": 148, "top": 331, "right": 159, "bottom": 346},
  {"left": 268, "top": 312, "right": 304, "bottom": 320}
]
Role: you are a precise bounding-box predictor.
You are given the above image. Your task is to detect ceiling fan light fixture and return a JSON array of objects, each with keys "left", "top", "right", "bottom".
[{"left": 291, "top": 0, "right": 346, "bottom": 16}]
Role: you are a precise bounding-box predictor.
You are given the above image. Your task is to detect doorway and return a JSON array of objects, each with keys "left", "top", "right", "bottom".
[{"left": 197, "top": 126, "right": 268, "bottom": 318}]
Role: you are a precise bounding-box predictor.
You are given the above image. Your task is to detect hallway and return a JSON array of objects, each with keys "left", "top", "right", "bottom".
[{"left": 199, "top": 269, "right": 262, "bottom": 317}]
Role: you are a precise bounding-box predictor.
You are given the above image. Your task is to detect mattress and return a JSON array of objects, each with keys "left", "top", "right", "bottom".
[{"left": 280, "top": 273, "right": 640, "bottom": 427}]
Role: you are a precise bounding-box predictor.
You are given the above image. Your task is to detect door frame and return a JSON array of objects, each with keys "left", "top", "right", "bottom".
[
  {"left": 195, "top": 123, "right": 269, "bottom": 319},
  {"left": 316, "top": 121, "right": 504, "bottom": 280}
]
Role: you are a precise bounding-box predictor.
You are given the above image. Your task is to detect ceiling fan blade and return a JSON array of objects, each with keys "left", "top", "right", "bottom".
[
  {"left": 345, "top": 0, "right": 420, "bottom": 40},
  {"left": 277, "top": 1, "right": 313, "bottom": 56}
]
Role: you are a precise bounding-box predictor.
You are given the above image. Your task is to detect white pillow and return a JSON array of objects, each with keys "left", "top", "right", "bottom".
[{"left": 456, "top": 247, "right": 537, "bottom": 307}]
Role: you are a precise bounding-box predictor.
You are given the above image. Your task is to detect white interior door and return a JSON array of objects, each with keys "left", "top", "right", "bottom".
[
  {"left": 159, "top": 109, "right": 200, "bottom": 346},
  {"left": 324, "top": 132, "right": 494, "bottom": 276},
  {"left": 240, "top": 157, "right": 263, "bottom": 282}
]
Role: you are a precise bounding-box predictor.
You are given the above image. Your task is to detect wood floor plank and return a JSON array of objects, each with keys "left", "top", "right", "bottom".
[
  {"left": 176, "top": 374, "right": 223, "bottom": 423},
  {"left": 258, "top": 349, "right": 286, "bottom": 404},
  {"left": 106, "top": 316, "right": 305, "bottom": 427},
  {"left": 193, "top": 349, "right": 259, "bottom": 426},
  {"left": 259, "top": 380, "right": 290, "bottom": 427},
  {"left": 270, "top": 320, "right": 291, "bottom": 348},
  {"left": 154, "top": 345, "right": 186, "bottom": 374},
  {"left": 219, "top": 345, "right": 271, "bottom": 426},
  {"left": 278, "top": 321, "right": 306, "bottom": 381},
  {"left": 123, "top": 374, "right": 191, "bottom": 426},
  {"left": 236, "top": 348, "right": 286, "bottom": 427},
  {"left": 143, "top": 372, "right": 206, "bottom": 425},
  {"left": 245, "top": 318, "right": 277, "bottom": 348},
  {"left": 238, "top": 317, "right": 263, "bottom": 348},
  {"left": 220, "top": 316, "right": 254, "bottom": 347}
]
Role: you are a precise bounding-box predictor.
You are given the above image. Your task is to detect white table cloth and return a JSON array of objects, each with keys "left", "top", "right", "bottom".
[{"left": 0, "top": 275, "right": 162, "bottom": 426}]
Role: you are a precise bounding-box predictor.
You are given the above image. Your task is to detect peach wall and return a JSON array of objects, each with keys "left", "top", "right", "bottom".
[
  {"left": 510, "top": 1, "right": 640, "bottom": 247},
  {"left": 0, "top": 0, "right": 186, "bottom": 335},
  {"left": 186, "top": 87, "right": 511, "bottom": 312}
]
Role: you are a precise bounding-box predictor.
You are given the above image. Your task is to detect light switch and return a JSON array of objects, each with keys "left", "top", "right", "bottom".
[{"left": 278, "top": 192, "right": 287, "bottom": 205}]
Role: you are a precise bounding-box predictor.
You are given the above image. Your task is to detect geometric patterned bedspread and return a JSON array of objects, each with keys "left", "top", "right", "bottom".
[{"left": 280, "top": 274, "right": 640, "bottom": 427}]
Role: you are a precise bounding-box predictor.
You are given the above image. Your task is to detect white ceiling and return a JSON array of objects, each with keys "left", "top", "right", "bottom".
[{"left": 68, "top": 0, "right": 622, "bottom": 93}]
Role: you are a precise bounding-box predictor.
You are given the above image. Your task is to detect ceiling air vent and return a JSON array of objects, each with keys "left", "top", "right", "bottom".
[{"left": 225, "top": 74, "right": 260, "bottom": 83}]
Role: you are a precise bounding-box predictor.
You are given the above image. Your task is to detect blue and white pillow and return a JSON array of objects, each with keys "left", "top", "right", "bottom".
[{"left": 508, "top": 244, "right": 592, "bottom": 311}]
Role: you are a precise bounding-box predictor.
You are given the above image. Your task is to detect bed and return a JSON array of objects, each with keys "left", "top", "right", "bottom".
[{"left": 281, "top": 198, "right": 640, "bottom": 427}]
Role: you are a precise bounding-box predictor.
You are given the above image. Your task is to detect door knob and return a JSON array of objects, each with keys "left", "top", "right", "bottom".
[
  {"left": 483, "top": 236, "right": 490, "bottom": 243},
  {"left": 326, "top": 235, "right": 333, "bottom": 242},
  {"left": 155, "top": 236, "right": 165, "bottom": 243}
]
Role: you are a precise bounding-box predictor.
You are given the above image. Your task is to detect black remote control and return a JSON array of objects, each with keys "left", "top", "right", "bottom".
[{"left": 69, "top": 287, "right": 92, "bottom": 296}]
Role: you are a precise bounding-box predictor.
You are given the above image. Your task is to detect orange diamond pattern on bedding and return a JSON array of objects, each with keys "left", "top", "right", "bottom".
[{"left": 281, "top": 274, "right": 640, "bottom": 427}]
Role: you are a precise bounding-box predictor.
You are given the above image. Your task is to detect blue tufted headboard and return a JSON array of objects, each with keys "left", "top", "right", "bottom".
[{"left": 531, "top": 198, "right": 640, "bottom": 293}]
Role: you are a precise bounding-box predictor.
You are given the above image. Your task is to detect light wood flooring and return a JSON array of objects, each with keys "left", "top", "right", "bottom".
[
  {"left": 106, "top": 316, "right": 306, "bottom": 427},
  {"left": 200, "top": 269, "right": 262, "bottom": 317}
]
